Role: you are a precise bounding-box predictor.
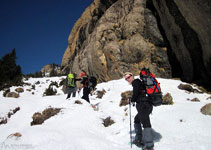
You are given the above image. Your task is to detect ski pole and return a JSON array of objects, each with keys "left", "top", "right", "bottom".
[{"left": 129, "top": 98, "right": 132, "bottom": 148}]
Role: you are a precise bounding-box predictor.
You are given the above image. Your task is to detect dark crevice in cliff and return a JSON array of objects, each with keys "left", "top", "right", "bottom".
[
  {"left": 146, "top": 0, "right": 183, "bottom": 79},
  {"left": 165, "top": 0, "right": 210, "bottom": 89}
]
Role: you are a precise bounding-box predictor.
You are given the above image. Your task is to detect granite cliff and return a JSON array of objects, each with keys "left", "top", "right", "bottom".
[{"left": 61, "top": 0, "right": 211, "bottom": 89}]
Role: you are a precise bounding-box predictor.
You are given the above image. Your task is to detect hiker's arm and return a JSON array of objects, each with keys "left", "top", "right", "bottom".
[
  {"left": 75, "top": 77, "right": 82, "bottom": 81},
  {"left": 131, "top": 80, "right": 141, "bottom": 103}
]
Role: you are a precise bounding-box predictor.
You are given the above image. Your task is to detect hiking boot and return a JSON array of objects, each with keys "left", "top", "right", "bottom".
[
  {"left": 132, "top": 139, "right": 143, "bottom": 148},
  {"left": 142, "top": 146, "right": 154, "bottom": 150},
  {"left": 142, "top": 128, "right": 154, "bottom": 148}
]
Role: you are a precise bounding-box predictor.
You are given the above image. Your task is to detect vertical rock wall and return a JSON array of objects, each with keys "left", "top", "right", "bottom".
[
  {"left": 151, "top": 0, "right": 211, "bottom": 89},
  {"left": 61, "top": 0, "right": 171, "bottom": 82}
]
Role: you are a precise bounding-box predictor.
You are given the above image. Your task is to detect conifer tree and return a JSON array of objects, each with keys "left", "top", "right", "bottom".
[{"left": 0, "top": 48, "right": 22, "bottom": 90}]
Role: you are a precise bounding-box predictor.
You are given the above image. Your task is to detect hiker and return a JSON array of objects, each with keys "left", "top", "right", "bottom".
[
  {"left": 79, "top": 72, "right": 91, "bottom": 103},
  {"left": 124, "top": 72, "right": 154, "bottom": 150},
  {"left": 66, "top": 73, "right": 81, "bottom": 100}
]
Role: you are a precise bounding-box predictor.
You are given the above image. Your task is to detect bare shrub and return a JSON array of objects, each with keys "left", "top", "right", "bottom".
[
  {"left": 31, "top": 112, "right": 44, "bottom": 125},
  {"left": 7, "top": 132, "right": 22, "bottom": 140},
  {"left": 31, "top": 107, "right": 61, "bottom": 126},
  {"left": 0, "top": 118, "right": 7, "bottom": 125},
  {"left": 49, "top": 81, "right": 59, "bottom": 88},
  {"left": 75, "top": 100, "right": 83, "bottom": 104},
  {"left": 120, "top": 91, "right": 132, "bottom": 106},
  {"left": 162, "top": 93, "right": 174, "bottom": 105},
  {"left": 102, "top": 116, "right": 115, "bottom": 127},
  {"left": 0, "top": 107, "right": 20, "bottom": 125},
  {"left": 43, "top": 86, "right": 57, "bottom": 96},
  {"left": 190, "top": 97, "right": 200, "bottom": 102},
  {"left": 96, "top": 89, "right": 106, "bottom": 99}
]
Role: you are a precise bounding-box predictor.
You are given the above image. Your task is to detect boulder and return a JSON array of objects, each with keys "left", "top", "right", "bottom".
[
  {"left": 201, "top": 103, "right": 211, "bottom": 116},
  {"left": 6, "top": 92, "right": 19, "bottom": 98},
  {"left": 15, "top": 88, "right": 24, "bottom": 93}
]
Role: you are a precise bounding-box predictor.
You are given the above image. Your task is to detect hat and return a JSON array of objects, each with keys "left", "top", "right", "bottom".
[{"left": 80, "top": 72, "right": 86, "bottom": 77}]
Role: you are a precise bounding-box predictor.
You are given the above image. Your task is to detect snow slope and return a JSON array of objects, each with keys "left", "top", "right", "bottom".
[{"left": 0, "top": 76, "right": 210, "bottom": 150}]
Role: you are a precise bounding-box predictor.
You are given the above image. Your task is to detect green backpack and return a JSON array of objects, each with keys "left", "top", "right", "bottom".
[{"left": 67, "top": 73, "right": 75, "bottom": 87}]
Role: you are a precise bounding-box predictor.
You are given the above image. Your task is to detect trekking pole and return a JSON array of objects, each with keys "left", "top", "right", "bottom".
[{"left": 129, "top": 98, "right": 132, "bottom": 148}]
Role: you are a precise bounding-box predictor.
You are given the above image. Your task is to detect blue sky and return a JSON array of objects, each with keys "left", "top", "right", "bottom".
[{"left": 0, "top": 0, "right": 92, "bottom": 74}]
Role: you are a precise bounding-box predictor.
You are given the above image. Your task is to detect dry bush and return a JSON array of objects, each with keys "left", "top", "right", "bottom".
[
  {"left": 0, "top": 107, "right": 20, "bottom": 125},
  {"left": 190, "top": 97, "right": 200, "bottom": 102},
  {"left": 162, "top": 93, "right": 174, "bottom": 105},
  {"left": 102, "top": 116, "right": 115, "bottom": 127},
  {"left": 75, "top": 100, "right": 83, "bottom": 104},
  {"left": 43, "top": 86, "right": 57, "bottom": 96},
  {"left": 0, "top": 118, "right": 7, "bottom": 125},
  {"left": 31, "top": 107, "right": 61, "bottom": 126},
  {"left": 7, "top": 132, "right": 22, "bottom": 140},
  {"left": 96, "top": 89, "right": 106, "bottom": 99},
  {"left": 31, "top": 112, "right": 45, "bottom": 125},
  {"left": 120, "top": 91, "right": 132, "bottom": 107}
]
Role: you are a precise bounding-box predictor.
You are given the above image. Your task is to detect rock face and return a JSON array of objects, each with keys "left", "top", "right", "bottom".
[
  {"left": 41, "top": 64, "right": 62, "bottom": 77},
  {"left": 61, "top": 0, "right": 171, "bottom": 82},
  {"left": 151, "top": 0, "right": 211, "bottom": 89},
  {"left": 61, "top": 0, "right": 211, "bottom": 89}
]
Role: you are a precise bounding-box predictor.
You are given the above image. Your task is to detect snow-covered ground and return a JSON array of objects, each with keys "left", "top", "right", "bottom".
[{"left": 0, "top": 76, "right": 210, "bottom": 150}]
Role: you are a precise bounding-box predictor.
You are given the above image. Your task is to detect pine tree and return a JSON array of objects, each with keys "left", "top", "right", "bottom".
[{"left": 0, "top": 48, "right": 22, "bottom": 90}]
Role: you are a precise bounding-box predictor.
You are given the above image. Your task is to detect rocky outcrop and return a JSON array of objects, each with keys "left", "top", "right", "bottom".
[
  {"left": 61, "top": 0, "right": 171, "bottom": 82},
  {"left": 150, "top": 0, "right": 211, "bottom": 89},
  {"left": 61, "top": 0, "right": 211, "bottom": 89},
  {"left": 61, "top": 0, "right": 119, "bottom": 71},
  {"left": 41, "top": 64, "right": 62, "bottom": 77}
]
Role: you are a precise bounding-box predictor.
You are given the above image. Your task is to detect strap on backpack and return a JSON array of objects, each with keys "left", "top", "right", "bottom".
[{"left": 150, "top": 76, "right": 161, "bottom": 93}]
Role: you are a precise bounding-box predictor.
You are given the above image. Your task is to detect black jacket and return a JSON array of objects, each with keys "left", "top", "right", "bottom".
[
  {"left": 131, "top": 79, "right": 146, "bottom": 103},
  {"left": 81, "top": 77, "right": 89, "bottom": 87}
]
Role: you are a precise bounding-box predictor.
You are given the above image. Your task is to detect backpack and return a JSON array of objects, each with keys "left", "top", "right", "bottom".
[
  {"left": 67, "top": 73, "right": 75, "bottom": 87},
  {"left": 88, "top": 76, "right": 97, "bottom": 91},
  {"left": 139, "top": 68, "right": 162, "bottom": 106}
]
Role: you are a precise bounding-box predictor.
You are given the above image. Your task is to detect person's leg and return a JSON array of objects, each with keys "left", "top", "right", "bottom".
[
  {"left": 133, "top": 113, "right": 143, "bottom": 147},
  {"left": 82, "top": 87, "right": 90, "bottom": 103},
  {"left": 72, "top": 87, "right": 77, "bottom": 97},
  {"left": 137, "top": 102, "right": 154, "bottom": 149},
  {"left": 72, "top": 92, "right": 76, "bottom": 97},
  {"left": 66, "top": 87, "right": 71, "bottom": 99}
]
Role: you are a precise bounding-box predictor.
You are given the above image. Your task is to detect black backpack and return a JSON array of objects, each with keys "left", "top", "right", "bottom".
[
  {"left": 140, "top": 68, "right": 162, "bottom": 106},
  {"left": 88, "top": 76, "right": 97, "bottom": 91}
]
